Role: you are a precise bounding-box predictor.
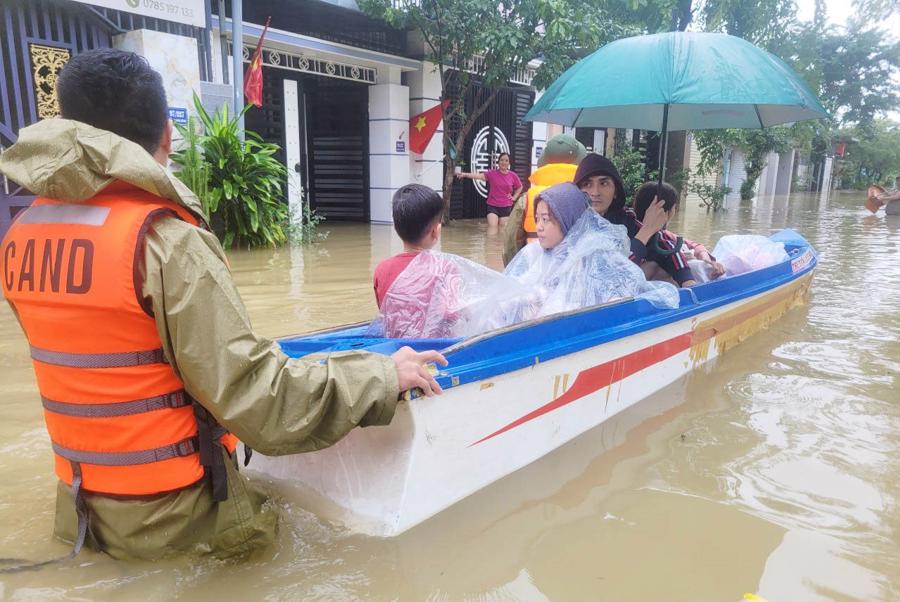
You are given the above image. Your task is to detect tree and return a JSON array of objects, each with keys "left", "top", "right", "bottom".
[
  {"left": 817, "top": 21, "right": 900, "bottom": 128},
  {"left": 693, "top": 0, "right": 899, "bottom": 195},
  {"left": 605, "top": 0, "right": 694, "bottom": 33},
  {"left": 359, "top": 0, "right": 626, "bottom": 212},
  {"left": 700, "top": 0, "right": 799, "bottom": 49}
]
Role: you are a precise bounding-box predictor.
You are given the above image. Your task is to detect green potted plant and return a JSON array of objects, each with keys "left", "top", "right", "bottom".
[{"left": 172, "top": 94, "right": 289, "bottom": 248}]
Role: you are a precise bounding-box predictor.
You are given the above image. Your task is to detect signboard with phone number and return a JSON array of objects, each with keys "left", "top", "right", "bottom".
[{"left": 72, "top": 0, "right": 205, "bottom": 28}]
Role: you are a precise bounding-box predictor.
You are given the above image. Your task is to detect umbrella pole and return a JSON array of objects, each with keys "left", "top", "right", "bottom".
[
  {"left": 657, "top": 103, "right": 669, "bottom": 193},
  {"left": 650, "top": 103, "right": 683, "bottom": 258}
]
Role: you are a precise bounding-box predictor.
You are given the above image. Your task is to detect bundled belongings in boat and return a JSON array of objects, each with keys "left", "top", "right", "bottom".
[{"left": 712, "top": 234, "right": 789, "bottom": 276}]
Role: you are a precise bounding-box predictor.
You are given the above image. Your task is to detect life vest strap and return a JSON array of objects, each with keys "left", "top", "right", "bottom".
[
  {"left": 30, "top": 345, "right": 167, "bottom": 368},
  {"left": 0, "top": 461, "right": 89, "bottom": 573},
  {"left": 41, "top": 390, "right": 190, "bottom": 418},
  {"left": 52, "top": 436, "right": 199, "bottom": 466},
  {"left": 193, "top": 403, "right": 229, "bottom": 502}
]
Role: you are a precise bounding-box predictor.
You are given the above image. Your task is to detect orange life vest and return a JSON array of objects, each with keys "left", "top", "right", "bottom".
[
  {"left": 523, "top": 163, "right": 579, "bottom": 240},
  {"left": 1, "top": 182, "right": 237, "bottom": 497}
]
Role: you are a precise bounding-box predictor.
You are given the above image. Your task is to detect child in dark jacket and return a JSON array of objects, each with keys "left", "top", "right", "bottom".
[
  {"left": 574, "top": 155, "right": 694, "bottom": 283},
  {"left": 631, "top": 182, "right": 725, "bottom": 285}
]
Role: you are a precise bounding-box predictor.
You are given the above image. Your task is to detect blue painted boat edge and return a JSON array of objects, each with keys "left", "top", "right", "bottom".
[
  {"left": 279, "top": 236, "right": 816, "bottom": 390},
  {"left": 434, "top": 245, "right": 815, "bottom": 388}
]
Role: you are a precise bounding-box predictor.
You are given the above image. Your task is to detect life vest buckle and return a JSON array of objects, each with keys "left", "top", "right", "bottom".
[
  {"left": 166, "top": 390, "right": 186, "bottom": 409},
  {"left": 175, "top": 437, "right": 200, "bottom": 458}
]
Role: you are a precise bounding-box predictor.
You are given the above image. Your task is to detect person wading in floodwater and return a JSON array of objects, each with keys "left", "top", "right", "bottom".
[
  {"left": 0, "top": 49, "right": 445, "bottom": 565},
  {"left": 456, "top": 152, "right": 524, "bottom": 233}
]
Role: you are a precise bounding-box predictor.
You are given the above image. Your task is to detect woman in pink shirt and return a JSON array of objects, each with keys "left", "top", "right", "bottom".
[{"left": 456, "top": 152, "right": 524, "bottom": 231}]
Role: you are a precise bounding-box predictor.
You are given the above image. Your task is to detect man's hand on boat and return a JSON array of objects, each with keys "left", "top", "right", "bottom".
[{"left": 392, "top": 346, "right": 449, "bottom": 397}]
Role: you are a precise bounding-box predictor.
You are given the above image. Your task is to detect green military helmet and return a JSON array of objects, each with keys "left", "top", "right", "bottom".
[{"left": 537, "top": 134, "right": 587, "bottom": 167}]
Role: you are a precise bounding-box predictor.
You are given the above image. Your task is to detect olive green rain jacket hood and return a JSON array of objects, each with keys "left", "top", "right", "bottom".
[{"left": 1, "top": 120, "right": 401, "bottom": 560}]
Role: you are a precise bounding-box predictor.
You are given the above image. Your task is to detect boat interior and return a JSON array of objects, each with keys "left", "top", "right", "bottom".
[{"left": 279, "top": 238, "right": 814, "bottom": 389}]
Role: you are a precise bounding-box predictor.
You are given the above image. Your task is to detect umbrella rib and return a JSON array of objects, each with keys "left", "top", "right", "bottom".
[{"left": 753, "top": 104, "right": 764, "bottom": 128}]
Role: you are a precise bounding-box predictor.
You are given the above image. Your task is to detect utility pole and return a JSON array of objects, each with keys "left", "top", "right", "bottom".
[{"left": 231, "top": 0, "right": 244, "bottom": 139}]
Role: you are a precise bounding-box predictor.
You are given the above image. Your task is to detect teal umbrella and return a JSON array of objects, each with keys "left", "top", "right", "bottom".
[{"left": 525, "top": 31, "right": 827, "bottom": 182}]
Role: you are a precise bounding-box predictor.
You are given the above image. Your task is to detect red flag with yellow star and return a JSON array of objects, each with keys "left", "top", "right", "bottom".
[
  {"left": 244, "top": 16, "right": 271, "bottom": 108},
  {"left": 409, "top": 100, "right": 449, "bottom": 154}
]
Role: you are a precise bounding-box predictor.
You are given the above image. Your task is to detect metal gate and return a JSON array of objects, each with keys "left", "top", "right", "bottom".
[
  {"left": 304, "top": 78, "right": 369, "bottom": 221},
  {"left": 0, "top": 0, "right": 113, "bottom": 235},
  {"left": 0, "top": 0, "right": 211, "bottom": 239},
  {"left": 447, "top": 76, "right": 535, "bottom": 220},
  {"left": 244, "top": 69, "right": 370, "bottom": 222}
]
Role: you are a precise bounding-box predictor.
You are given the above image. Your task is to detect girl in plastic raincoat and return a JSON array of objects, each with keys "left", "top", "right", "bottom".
[{"left": 504, "top": 182, "right": 680, "bottom": 318}]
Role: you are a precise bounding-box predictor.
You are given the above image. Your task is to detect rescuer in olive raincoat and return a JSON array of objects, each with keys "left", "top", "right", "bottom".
[{"left": 0, "top": 49, "right": 445, "bottom": 561}]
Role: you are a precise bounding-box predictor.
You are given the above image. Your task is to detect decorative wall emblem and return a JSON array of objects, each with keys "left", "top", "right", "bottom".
[
  {"left": 470, "top": 126, "right": 510, "bottom": 198},
  {"left": 29, "top": 44, "right": 71, "bottom": 120}
]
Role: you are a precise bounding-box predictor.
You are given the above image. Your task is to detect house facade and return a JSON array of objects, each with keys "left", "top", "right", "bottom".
[{"left": 0, "top": 0, "right": 548, "bottom": 240}]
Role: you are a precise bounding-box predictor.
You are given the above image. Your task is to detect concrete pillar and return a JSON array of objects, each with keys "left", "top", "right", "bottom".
[
  {"left": 530, "top": 90, "right": 547, "bottom": 171},
  {"left": 368, "top": 82, "right": 410, "bottom": 224},
  {"left": 407, "top": 61, "right": 444, "bottom": 192},
  {"left": 775, "top": 149, "right": 795, "bottom": 196},
  {"left": 819, "top": 156, "right": 834, "bottom": 200},
  {"left": 531, "top": 120, "right": 548, "bottom": 171},
  {"left": 760, "top": 150, "right": 779, "bottom": 198},
  {"left": 283, "top": 80, "right": 303, "bottom": 228},
  {"left": 723, "top": 148, "right": 746, "bottom": 206}
]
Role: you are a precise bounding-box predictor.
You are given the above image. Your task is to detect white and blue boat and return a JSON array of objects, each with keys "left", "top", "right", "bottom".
[{"left": 248, "top": 231, "right": 817, "bottom": 537}]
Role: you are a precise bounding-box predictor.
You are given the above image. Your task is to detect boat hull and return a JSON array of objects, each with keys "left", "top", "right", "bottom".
[{"left": 249, "top": 242, "right": 815, "bottom": 537}]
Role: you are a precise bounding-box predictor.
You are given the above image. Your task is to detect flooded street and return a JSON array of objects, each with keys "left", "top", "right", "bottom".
[{"left": 1, "top": 190, "right": 899, "bottom": 601}]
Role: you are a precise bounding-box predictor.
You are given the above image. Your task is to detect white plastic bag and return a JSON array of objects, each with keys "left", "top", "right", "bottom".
[{"left": 712, "top": 235, "right": 788, "bottom": 276}]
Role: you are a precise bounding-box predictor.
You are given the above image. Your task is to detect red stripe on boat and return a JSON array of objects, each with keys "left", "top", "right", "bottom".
[
  {"left": 469, "top": 281, "right": 805, "bottom": 447},
  {"left": 470, "top": 332, "right": 693, "bottom": 446}
]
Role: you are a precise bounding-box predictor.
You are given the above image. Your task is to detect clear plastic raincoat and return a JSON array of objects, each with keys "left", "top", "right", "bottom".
[{"left": 372, "top": 210, "right": 679, "bottom": 340}]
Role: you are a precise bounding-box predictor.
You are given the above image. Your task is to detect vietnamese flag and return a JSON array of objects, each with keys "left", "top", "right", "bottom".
[
  {"left": 243, "top": 16, "right": 271, "bottom": 108},
  {"left": 409, "top": 100, "right": 450, "bottom": 154}
]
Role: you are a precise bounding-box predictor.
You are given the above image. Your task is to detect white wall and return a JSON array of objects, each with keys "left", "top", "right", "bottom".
[{"left": 114, "top": 29, "right": 201, "bottom": 131}]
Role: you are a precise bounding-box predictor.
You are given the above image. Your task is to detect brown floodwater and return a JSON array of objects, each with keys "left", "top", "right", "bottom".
[{"left": 1, "top": 190, "right": 898, "bottom": 601}]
